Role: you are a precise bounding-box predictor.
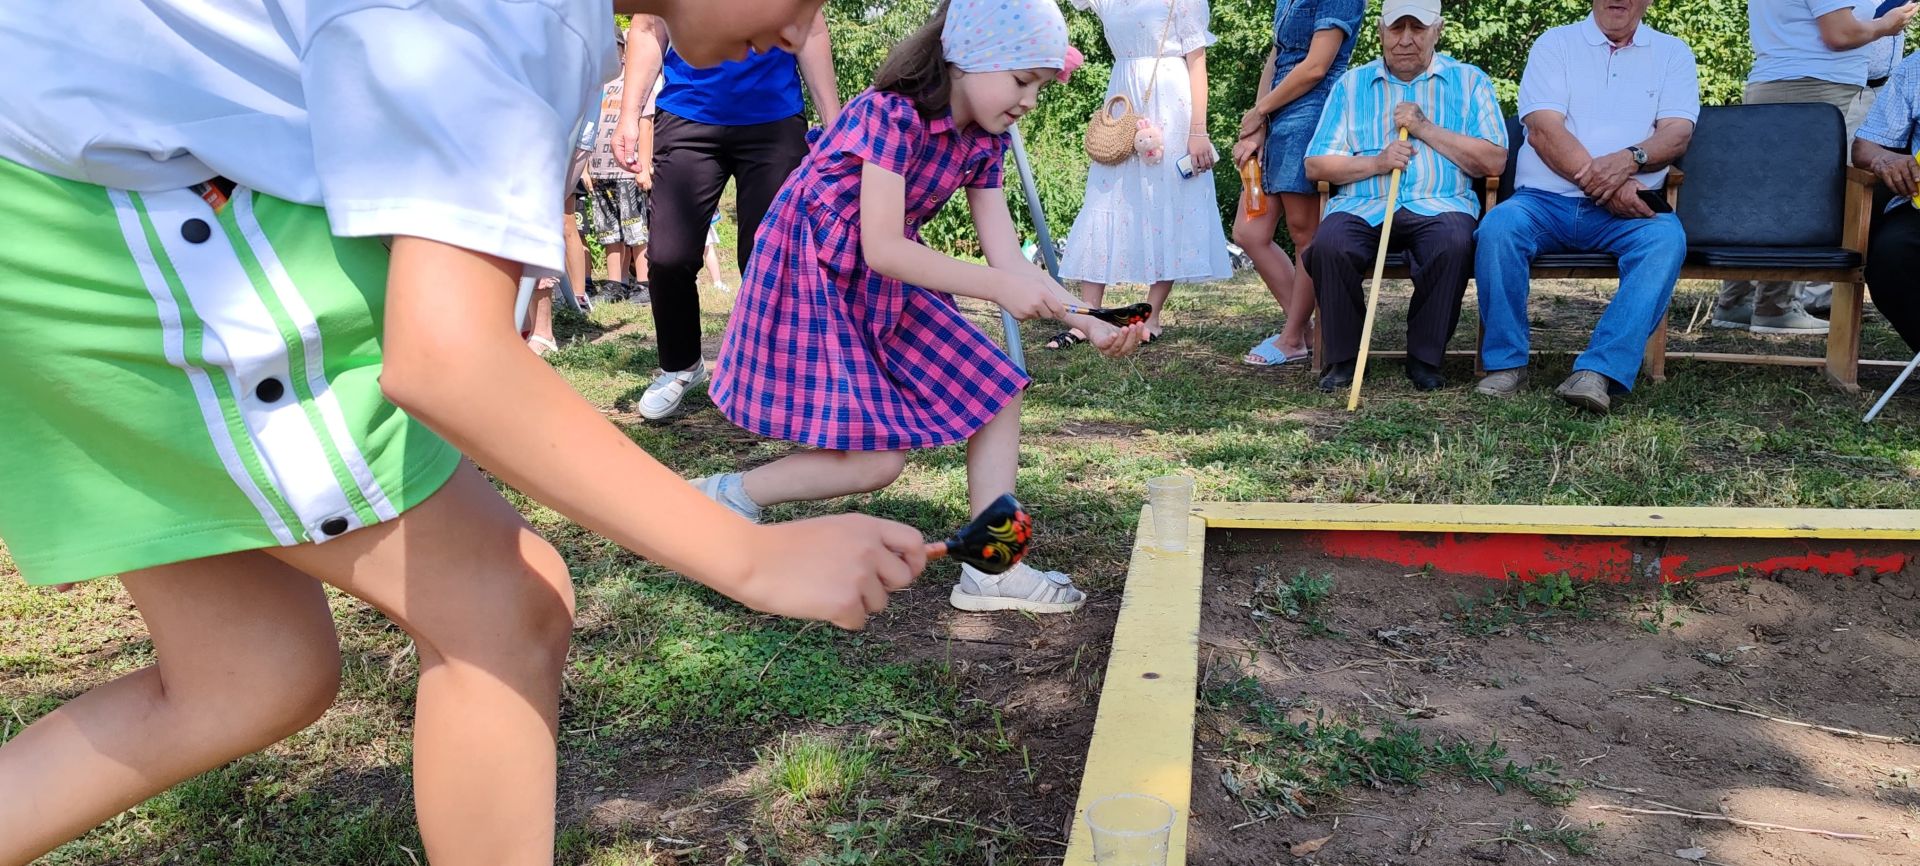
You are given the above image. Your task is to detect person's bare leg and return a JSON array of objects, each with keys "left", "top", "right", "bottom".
[
  {"left": 266, "top": 465, "right": 574, "bottom": 866},
  {"left": 0, "top": 554, "right": 341, "bottom": 866},
  {"left": 1079, "top": 280, "right": 1107, "bottom": 309},
  {"left": 964, "top": 392, "right": 1022, "bottom": 516},
  {"left": 1050, "top": 280, "right": 1105, "bottom": 346},
  {"left": 702, "top": 244, "right": 726, "bottom": 289},
  {"left": 1275, "top": 193, "right": 1322, "bottom": 355},
  {"left": 632, "top": 241, "right": 650, "bottom": 285},
  {"left": 1232, "top": 194, "right": 1292, "bottom": 307},
  {"left": 529, "top": 281, "right": 557, "bottom": 353},
  {"left": 563, "top": 210, "right": 589, "bottom": 303},
  {"left": 739, "top": 449, "right": 910, "bottom": 507},
  {"left": 1232, "top": 194, "right": 1305, "bottom": 359},
  {"left": 605, "top": 244, "right": 628, "bottom": 289},
  {"left": 1144, "top": 279, "right": 1174, "bottom": 338}
]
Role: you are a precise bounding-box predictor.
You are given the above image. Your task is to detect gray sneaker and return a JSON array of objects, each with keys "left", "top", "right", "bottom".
[
  {"left": 1473, "top": 368, "right": 1529, "bottom": 398},
  {"left": 950, "top": 562, "right": 1086, "bottom": 614},
  {"left": 1751, "top": 304, "right": 1830, "bottom": 335},
  {"left": 1554, "top": 370, "right": 1612, "bottom": 414},
  {"left": 1709, "top": 302, "right": 1752, "bottom": 330}
]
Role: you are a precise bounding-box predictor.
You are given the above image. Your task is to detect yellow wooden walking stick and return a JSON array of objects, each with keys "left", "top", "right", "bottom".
[{"left": 1347, "top": 126, "right": 1411, "bottom": 412}]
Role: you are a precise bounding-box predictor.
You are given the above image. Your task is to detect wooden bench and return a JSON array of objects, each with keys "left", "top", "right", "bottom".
[{"left": 1315, "top": 103, "right": 1878, "bottom": 390}]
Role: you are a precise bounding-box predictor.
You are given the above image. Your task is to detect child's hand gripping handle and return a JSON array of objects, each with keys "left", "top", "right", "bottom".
[
  {"left": 1064, "top": 302, "right": 1154, "bottom": 327},
  {"left": 738, "top": 514, "right": 925, "bottom": 630},
  {"left": 925, "top": 494, "right": 1033, "bottom": 575}
]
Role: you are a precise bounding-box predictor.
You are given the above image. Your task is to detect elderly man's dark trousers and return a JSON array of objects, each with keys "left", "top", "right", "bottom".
[
  {"left": 1304, "top": 210, "right": 1476, "bottom": 367},
  {"left": 1867, "top": 203, "right": 1920, "bottom": 352}
]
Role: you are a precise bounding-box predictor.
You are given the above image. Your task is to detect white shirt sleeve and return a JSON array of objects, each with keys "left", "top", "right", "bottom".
[
  {"left": 1809, "top": 0, "right": 1857, "bottom": 18},
  {"left": 1656, "top": 40, "right": 1702, "bottom": 123},
  {"left": 301, "top": 1, "right": 614, "bottom": 271},
  {"left": 1516, "top": 31, "right": 1570, "bottom": 119}
]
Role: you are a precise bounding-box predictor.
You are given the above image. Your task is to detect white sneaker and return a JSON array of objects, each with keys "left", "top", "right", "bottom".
[
  {"left": 639, "top": 360, "right": 707, "bottom": 420},
  {"left": 950, "top": 562, "right": 1086, "bottom": 614},
  {"left": 690, "top": 472, "right": 762, "bottom": 523}
]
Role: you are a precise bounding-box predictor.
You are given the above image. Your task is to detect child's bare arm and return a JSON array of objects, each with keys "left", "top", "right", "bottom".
[
  {"left": 380, "top": 237, "right": 924, "bottom": 629},
  {"left": 966, "top": 188, "right": 1143, "bottom": 356},
  {"left": 858, "top": 164, "right": 1064, "bottom": 320}
]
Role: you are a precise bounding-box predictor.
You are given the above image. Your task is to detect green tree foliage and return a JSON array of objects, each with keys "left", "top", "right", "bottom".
[{"left": 820, "top": 0, "right": 1784, "bottom": 255}]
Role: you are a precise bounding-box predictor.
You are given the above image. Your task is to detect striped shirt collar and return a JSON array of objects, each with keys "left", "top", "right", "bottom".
[{"left": 1361, "top": 53, "right": 1458, "bottom": 87}]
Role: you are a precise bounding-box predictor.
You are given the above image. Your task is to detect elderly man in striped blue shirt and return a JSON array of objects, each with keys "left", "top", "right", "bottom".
[{"left": 1302, "top": 0, "right": 1508, "bottom": 393}]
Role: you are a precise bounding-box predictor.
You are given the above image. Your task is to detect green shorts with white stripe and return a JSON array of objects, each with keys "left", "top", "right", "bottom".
[{"left": 0, "top": 158, "right": 462, "bottom": 586}]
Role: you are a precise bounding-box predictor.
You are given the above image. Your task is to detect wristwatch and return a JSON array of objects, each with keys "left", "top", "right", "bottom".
[{"left": 1626, "top": 145, "right": 1649, "bottom": 168}]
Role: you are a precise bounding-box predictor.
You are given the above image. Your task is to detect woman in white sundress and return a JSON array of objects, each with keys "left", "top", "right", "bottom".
[{"left": 1048, "top": 0, "right": 1232, "bottom": 349}]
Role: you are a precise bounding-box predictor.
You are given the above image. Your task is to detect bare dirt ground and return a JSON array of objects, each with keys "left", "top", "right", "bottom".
[{"left": 1190, "top": 530, "right": 1920, "bottom": 866}]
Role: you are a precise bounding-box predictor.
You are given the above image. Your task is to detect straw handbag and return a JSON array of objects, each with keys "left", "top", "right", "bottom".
[{"left": 1082, "top": 1, "right": 1180, "bottom": 166}]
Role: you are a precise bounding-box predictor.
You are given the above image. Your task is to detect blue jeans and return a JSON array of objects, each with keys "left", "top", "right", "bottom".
[{"left": 1474, "top": 189, "right": 1687, "bottom": 390}]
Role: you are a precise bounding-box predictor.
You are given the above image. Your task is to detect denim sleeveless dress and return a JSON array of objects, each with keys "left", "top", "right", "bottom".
[{"left": 1260, "top": 0, "right": 1364, "bottom": 194}]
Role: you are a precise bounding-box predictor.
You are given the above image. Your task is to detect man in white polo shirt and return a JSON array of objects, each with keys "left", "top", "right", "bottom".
[
  {"left": 1473, "top": 0, "right": 1699, "bottom": 414},
  {"left": 1711, "top": 0, "right": 1915, "bottom": 334}
]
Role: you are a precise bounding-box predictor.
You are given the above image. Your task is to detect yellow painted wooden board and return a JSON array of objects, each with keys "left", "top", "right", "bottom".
[
  {"left": 1065, "top": 507, "right": 1205, "bottom": 866},
  {"left": 1197, "top": 502, "right": 1920, "bottom": 540}
]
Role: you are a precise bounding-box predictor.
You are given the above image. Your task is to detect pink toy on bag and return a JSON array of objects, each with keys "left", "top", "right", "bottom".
[
  {"left": 1134, "top": 119, "right": 1165, "bottom": 166},
  {"left": 1058, "top": 45, "right": 1084, "bottom": 82}
]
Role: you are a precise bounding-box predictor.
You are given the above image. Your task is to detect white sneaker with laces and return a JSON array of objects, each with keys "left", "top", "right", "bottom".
[
  {"left": 950, "top": 562, "right": 1086, "bottom": 614},
  {"left": 639, "top": 360, "right": 707, "bottom": 420}
]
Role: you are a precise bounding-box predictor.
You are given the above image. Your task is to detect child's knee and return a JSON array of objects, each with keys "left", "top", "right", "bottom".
[
  {"left": 174, "top": 632, "right": 342, "bottom": 746},
  {"left": 848, "top": 451, "right": 909, "bottom": 493},
  {"left": 419, "top": 537, "right": 574, "bottom": 675}
]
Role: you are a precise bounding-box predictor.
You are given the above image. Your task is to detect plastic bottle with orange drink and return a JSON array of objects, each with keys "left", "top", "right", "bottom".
[{"left": 1240, "top": 157, "right": 1267, "bottom": 218}]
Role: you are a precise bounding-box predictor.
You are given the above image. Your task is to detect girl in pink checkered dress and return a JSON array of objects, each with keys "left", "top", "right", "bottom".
[{"left": 704, "top": 0, "right": 1145, "bottom": 614}]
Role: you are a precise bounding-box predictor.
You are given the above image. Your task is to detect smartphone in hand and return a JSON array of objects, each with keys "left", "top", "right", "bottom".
[
  {"left": 1176, "top": 143, "right": 1220, "bottom": 179},
  {"left": 1636, "top": 188, "right": 1674, "bottom": 214}
]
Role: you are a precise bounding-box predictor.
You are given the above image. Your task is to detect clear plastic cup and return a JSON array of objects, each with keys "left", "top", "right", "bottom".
[
  {"left": 1086, "top": 793, "right": 1174, "bottom": 865},
  {"left": 1146, "top": 476, "right": 1194, "bottom": 552}
]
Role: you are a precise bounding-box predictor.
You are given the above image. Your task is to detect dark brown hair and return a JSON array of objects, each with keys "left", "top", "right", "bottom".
[{"left": 872, "top": 1, "right": 952, "bottom": 118}]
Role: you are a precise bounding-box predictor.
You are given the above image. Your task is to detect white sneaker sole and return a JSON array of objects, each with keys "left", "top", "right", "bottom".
[
  {"left": 1750, "top": 324, "right": 1829, "bottom": 335},
  {"left": 1708, "top": 318, "right": 1749, "bottom": 330},
  {"left": 948, "top": 584, "right": 1086, "bottom": 614},
  {"left": 638, "top": 368, "right": 709, "bottom": 420}
]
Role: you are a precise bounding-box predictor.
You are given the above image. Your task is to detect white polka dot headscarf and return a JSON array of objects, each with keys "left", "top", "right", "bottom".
[{"left": 940, "top": 0, "right": 1079, "bottom": 81}]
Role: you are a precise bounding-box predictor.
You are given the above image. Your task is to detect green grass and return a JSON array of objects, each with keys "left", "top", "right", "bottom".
[
  {"left": 760, "top": 734, "right": 880, "bottom": 808},
  {"left": 1477, "top": 818, "right": 1603, "bottom": 858},
  {"left": 1255, "top": 571, "right": 1339, "bottom": 636},
  {"left": 1447, "top": 572, "right": 1607, "bottom": 635},
  {"left": 1207, "top": 675, "right": 1575, "bottom": 821},
  {"left": 6, "top": 267, "right": 1920, "bottom": 863}
]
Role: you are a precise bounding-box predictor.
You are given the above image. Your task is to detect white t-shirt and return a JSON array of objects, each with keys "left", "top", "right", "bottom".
[
  {"left": 0, "top": 0, "right": 619, "bottom": 272},
  {"left": 1514, "top": 16, "right": 1701, "bottom": 198},
  {"left": 1750, "top": 0, "right": 1871, "bottom": 86}
]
